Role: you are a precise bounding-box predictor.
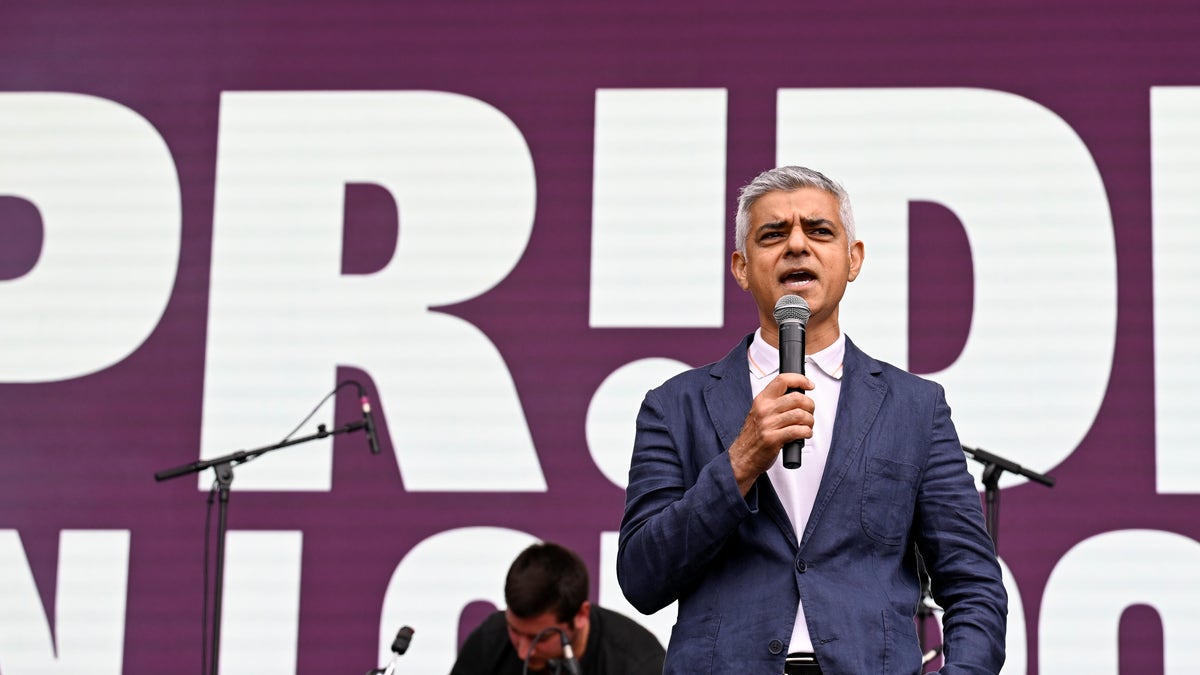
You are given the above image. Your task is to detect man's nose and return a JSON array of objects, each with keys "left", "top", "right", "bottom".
[
  {"left": 514, "top": 636, "right": 533, "bottom": 659},
  {"left": 786, "top": 227, "right": 809, "bottom": 254}
]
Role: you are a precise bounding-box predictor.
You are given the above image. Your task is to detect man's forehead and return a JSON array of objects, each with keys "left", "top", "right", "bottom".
[{"left": 506, "top": 609, "right": 560, "bottom": 630}]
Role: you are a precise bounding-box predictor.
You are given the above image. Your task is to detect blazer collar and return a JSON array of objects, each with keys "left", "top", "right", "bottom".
[{"left": 699, "top": 334, "right": 891, "bottom": 551}]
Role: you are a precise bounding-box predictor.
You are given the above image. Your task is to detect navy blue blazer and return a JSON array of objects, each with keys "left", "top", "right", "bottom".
[{"left": 617, "top": 334, "right": 1006, "bottom": 674}]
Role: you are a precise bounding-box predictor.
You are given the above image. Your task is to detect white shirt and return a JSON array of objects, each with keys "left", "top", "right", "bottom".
[{"left": 747, "top": 328, "right": 846, "bottom": 654}]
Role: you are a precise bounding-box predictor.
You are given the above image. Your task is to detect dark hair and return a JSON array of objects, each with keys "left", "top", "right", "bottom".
[{"left": 504, "top": 542, "right": 589, "bottom": 623}]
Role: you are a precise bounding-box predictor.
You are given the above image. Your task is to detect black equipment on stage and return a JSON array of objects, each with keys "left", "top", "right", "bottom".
[
  {"left": 154, "top": 380, "right": 381, "bottom": 675},
  {"left": 915, "top": 444, "right": 1057, "bottom": 672},
  {"left": 367, "top": 625, "right": 416, "bottom": 675},
  {"left": 962, "top": 445, "right": 1056, "bottom": 549}
]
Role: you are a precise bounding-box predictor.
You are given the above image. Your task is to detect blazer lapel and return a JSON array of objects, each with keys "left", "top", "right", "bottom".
[
  {"left": 704, "top": 335, "right": 755, "bottom": 454},
  {"left": 801, "top": 337, "right": 888, "bottom": 548},
  {"left": 704, "top": 334, "right": 800, "bottom": 549}
]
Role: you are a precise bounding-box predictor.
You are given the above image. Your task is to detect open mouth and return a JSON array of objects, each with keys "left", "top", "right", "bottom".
[{"left": 780, "top": 269, "right": 815, "bottom": 289}]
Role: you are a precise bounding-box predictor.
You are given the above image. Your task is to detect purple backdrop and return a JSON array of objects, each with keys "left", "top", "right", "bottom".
[{"left": 2, "top": 1, "right": 1199, "bottom": 673}]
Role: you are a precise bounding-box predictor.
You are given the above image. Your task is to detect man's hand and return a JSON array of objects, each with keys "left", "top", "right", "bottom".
[{"left": 728, "top": 372, "right": 815, "bottom": 495}]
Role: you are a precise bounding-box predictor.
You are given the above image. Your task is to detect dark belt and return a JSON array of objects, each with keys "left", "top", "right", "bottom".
[{"left": 784, "top": 652, "right": 823, "bottom": 675}]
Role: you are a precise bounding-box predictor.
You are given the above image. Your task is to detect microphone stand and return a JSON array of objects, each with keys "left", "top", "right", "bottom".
[
  {"left": 914, "top": 446, "right": 1054, "bottom": 674},
  {"left": 961, "top": 445, "right": 1056, "bottom": 551},
  {"left": 154, "top": 420, "right": 367, "bottom": 675},
  {"left": 913, "top": 546, "right": 943, "bottom": 673}
]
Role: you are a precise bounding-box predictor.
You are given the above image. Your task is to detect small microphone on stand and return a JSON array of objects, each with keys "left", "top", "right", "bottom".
[
  {"left": 389, "top": 626, "right": 414, "bottom": 655},
  {"left": 559, "top": 630, "right": 582, "bottom": 675},
  {"left": 367, "top": 625, "right": 414, "bottom": 675},
  {"left": 361, "top": 395, "right": 381, "bottom": 455}
]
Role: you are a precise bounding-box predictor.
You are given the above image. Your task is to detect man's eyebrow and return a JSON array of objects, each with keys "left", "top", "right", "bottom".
[
  {"left": 755, "top": 216, "right": 836, "bottom": 231},
  {"left": 506, "top": 622, "right": 551, "bottom": 636},
  {"left": 800, "top": 216, "right": 836, "bottom": 228}
]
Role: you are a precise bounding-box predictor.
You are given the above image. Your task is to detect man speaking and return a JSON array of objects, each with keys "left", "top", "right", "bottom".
[{"left": 617, "top": 166, "right": 1007, "bottom": 674}]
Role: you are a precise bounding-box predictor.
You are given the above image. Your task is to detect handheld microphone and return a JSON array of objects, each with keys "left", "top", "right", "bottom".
[
  {"left": 361, "top": 395, "right": 381, "bottom": 455},
  {"left": 773, "top": 295, "right": 811, "bottom": 469}
]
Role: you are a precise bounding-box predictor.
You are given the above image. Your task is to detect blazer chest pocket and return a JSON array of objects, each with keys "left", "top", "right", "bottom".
[{"left": 860, "top": 457, "right": 921, "bottom": 545}]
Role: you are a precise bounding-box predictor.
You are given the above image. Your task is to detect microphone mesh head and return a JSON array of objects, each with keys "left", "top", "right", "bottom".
[{"left": 773, "top": 295, "right": 811, "bottom": 325}]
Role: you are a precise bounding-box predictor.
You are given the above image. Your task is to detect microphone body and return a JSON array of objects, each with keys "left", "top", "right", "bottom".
[
  {"left": 773, "top": 295, "right": 811, "bottom": 470},
  {"left": 374, "top": 625, "right": 414, "bottom": 675},
  {"left": 361, "top": 396, "right": 381, "bottom": 455},
  {"left": 779, "top": 319, "right": 807, "bottom": 469},
  {"left": 560, "top": 635, "right": 582, "bottom": 675},
  {"left": 390, "top": 625, "right": 414, "bottom": 655}
]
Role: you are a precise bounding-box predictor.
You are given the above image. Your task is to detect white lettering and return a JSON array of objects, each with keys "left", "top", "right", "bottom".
[
  {"left": 204, "top": 91, "right": 543, "bottom": 491},
  {"left": 218, "top": 531, "right": 303, "bottom": 675},
  {"left": 777, "top": 87, "right": 1116, "bottom": 486},
  {"left": 586, "top": 358, "right": 691, "bottom": 489},
  {"left": 0, "top": 529, "right": 130, "bottom": 674},
  {"left": 999, "top": 557, "right": 1028, "bottom": 675},
  {"left": 590, "top": 89, "right": 728, "bottom": 327},
  {"left": 1040, "top": 529, "right": 1200, "bottom": 672},
  {"left": 1151, "top": 86, "right": 1200, "bottom": 493},
  {"left": 0, "top": 93, "right": 179, "bottom": 382}
]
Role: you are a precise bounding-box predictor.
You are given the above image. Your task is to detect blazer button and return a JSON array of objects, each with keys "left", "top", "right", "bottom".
[
  {"left": 796, "top": 559, "right": 808, "bottom": 573},
  {"left": 768, "top": 639, "right": 784, "bottom": 655}
]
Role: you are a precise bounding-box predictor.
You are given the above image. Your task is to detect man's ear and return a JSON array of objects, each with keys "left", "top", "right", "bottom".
[
  {"left": 848, "top": 240, "right": 865, "bottom": 282},
  {"left": 573, "top": 600, "right": 591, "bottom": 631},
  {"left": 731, "top": 251, "right": 749, "bottom": 290}
]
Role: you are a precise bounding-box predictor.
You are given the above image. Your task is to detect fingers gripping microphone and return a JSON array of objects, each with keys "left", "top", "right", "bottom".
[
  {"left": 773, "top": 295, "right": 811, "bottom": 469},
  {"left": 361, "top": 395, "right": 381, "bottom": 455}
]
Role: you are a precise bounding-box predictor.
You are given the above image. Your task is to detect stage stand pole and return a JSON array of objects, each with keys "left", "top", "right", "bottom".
[
  {"left": 210, "top": 462, "right": 233, "bottom": 675},
  {"left": 981, "top": 462, "right": 1002, "bottom": 550},
  {"left": 155, "top": 418, "right": 369, "bottom": 675}
]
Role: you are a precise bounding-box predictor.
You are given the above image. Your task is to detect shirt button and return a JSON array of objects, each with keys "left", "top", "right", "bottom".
[
  {"left": 796, "top": 559, "right": 808, "bottom": 573},
  {"left": 768, "top": 639, "right": 784, "bottom": 655}
]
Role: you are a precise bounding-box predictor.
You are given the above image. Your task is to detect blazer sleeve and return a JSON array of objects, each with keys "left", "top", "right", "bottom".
[
  {"left": 616, "top": 384, "right": 755, "bottom": 615},
  {"left": 918, "top": 384, "right": 1008, "bottom": 674}
]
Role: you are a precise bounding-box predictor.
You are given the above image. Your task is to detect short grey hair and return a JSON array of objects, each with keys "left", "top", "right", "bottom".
[{"left": 734, "top": 166, "right": 856, "bottom": 256}]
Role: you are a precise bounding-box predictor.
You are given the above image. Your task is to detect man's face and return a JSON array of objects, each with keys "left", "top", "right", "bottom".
[
  {"left": 505, "top": 609, "right": 574, "bottom": 671},
  {"left": 732, "top": 187, "right": 863, "bottom": 347}
]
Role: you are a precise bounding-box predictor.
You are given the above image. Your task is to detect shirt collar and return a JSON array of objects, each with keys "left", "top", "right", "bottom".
[{"left": 749, "top": 328, "right": 846, "bottom": 380}]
